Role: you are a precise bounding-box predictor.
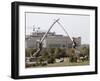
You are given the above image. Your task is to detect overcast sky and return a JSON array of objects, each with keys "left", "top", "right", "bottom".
[{"left": 25, "top": 12, "right": 90, "bottom": 44}]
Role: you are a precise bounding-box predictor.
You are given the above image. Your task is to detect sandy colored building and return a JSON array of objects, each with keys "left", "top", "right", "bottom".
[{"left": 25, "top": 32, "right": 81, "bottom": 49}]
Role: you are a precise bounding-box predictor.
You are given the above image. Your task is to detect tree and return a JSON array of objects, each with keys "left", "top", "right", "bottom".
[
  {"left": 68, "top": 48, "right": 77, "bottom": 62},
  {"left": 49, "top": 48, "right": 56, "bottom": 54},
  {"left": 41, "top": 50, "right": 49, "bottom": 61},
  {"left": 81, "top": 47, "right": 89, "bottom": 60},
  {"left": 68, "top": 48, "right": 75, "bottom": 56},
  {"left": 47, "top": 55, "right": 55, "bottom": 64},
  {"left": 55, "top": 48, "right": 62, "bottom": 59},
  {"left": 38, "top": 56, "right": 44, "bottom": 65},
  {"left": 47, "top": 48, "right": 56, "bottom": 63},
  {"left": 25, "top": 49, "right": 29, "bottom": 57}
]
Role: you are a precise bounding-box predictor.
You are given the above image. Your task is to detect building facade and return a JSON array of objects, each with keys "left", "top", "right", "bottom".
[{"left": 25, "top": 32, "right": 81, "bottom": 49}]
